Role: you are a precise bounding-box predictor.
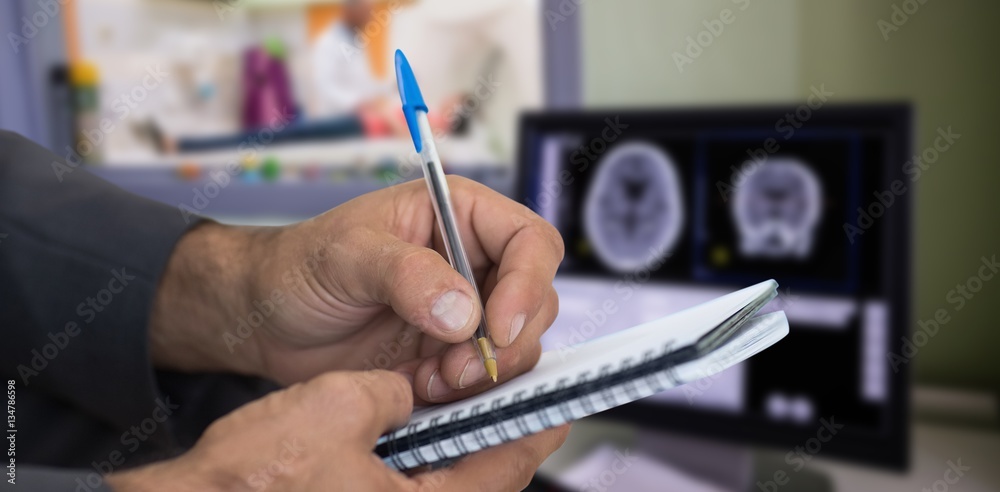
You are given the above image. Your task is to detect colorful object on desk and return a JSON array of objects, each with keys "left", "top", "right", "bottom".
[
  {"left": 240, "top": 157, "right": 261, "bottom": 183},
  {"left": 263, "top": 36, "right": 287, "bottom": 60},
  {"left": 302, "top": 163, "right": 322, "bottom": 181},
  {"left": 374, "top": 158, "right": 401, "bottom": 184},
  {"left": 70, "top": 61, "right": 101, "bottom": 164},
  {"left": 261, "top": 156, "right": 281, "bottom": 181},
  {"left": 329, "top": 167, "right": 350, "bottom": 183},
  {"left": 177, "top": 161, "right": 202, "bottom": 181},
  {"left": 241, "top": 169, "right": 262, "bottom": 184},
  {"left": 242, "top": 45, "right": 297, "bottom": 130}
]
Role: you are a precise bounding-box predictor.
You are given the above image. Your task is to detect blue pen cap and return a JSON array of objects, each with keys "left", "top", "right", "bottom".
[{"left": 394, "top": 49, "right": 428, "bottom": 153}]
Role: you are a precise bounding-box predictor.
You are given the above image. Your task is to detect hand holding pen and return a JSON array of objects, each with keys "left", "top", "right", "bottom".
[{"left": 395, "top": 49, "right": 501, "bottom": 381}]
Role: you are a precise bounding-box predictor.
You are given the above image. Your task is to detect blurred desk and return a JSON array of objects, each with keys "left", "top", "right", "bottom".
[
  {"left": 90, "top": 163, "right": 512, "bottom": 226},
  {"left": 539, "top": 419, "right": 1000, "bottom": 492},
  {"left": 805, "top": 422, "right": 1000, "bottom": 492},
  {"left": 102, "top": 137, "right": 500, "bottom": 171}
]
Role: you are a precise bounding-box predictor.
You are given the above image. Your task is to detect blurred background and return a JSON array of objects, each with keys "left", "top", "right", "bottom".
[{"left": 2, "top": 0, "right": 998, "bottom": 490}]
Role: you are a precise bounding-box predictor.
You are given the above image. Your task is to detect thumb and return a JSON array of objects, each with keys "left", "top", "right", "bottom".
[{"left": 349, "top": 229, "right": 481, "bottom": 343}]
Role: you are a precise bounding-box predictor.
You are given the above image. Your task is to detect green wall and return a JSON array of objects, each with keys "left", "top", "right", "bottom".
[{"left": 581, "top": 0, "right": 1000, "bottom": 392}]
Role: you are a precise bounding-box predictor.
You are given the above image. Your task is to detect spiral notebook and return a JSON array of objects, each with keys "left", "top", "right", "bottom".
[{"left": 375, "top": 279, "right": 788, "bottom": 471}]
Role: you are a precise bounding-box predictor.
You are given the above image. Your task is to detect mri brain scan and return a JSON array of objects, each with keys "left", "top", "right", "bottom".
[
  {"left": 732, "top": 158, "right": 822, "bottom": 259},
  {"left": 583, "top": 142, "right": 684, "bottom": 273}
]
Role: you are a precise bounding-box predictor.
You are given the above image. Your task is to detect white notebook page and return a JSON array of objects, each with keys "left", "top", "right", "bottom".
[{"left": 388, "top": 279, "right": 778, "bottom": 437}]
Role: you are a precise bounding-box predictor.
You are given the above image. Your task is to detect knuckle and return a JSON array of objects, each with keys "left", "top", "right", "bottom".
[
  {"left": 445, "top": 174, "right": 475, "bottom": 190},
  {"left": 339, "top": 225, "right": 375, "bottom": 250},
  {"left": 545, "top": 288, "right": 560, "bottom": 325},
  {"left": 541, "top": 224, "right": 566, "bottom": 261},
  {"left": 309, "top": 372, "right": 366, "bottom": 409},
  {"left": 387, "top": 249, "right": 445, "bottom": 312},
  {"left": 392, "top": 247, "right": 439, "bottom": 277},
  {"left": 507, "top": 341, "right": 541, "bottom": 370},
  {"left": 372, "top": 369, "right": 412, "bottom": 405},
  {"left": 336, "top": 226, "right": 380, "bottom": 275},
  {"left": 525, "top": 342, "right": 543, "bottom": 367},
  {"left": 522, "top": 217, "right": 564, "bottom": 262}
]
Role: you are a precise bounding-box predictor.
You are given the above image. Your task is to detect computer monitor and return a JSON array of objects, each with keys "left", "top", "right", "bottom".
[{"left": 516, "top": 105, "right": 912, "bottom": 469}]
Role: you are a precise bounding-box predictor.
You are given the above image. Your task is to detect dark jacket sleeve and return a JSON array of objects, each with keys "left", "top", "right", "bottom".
[
  {"left": 0, "top": 130, "right": 191, "bottom": 432},
  {"left": 0, "top": 131, "right": 196, "bottom": 474},
  {"left": 0, "top": 132, "right": 279, "bottom": 489},
  {"left": 16, "top": 467, "right": 113, "bottom": 491}
]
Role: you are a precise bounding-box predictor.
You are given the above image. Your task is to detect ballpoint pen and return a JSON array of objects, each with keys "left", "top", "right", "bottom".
[{"left": 394, "top": 49, "right": 499, "bottom": 383}]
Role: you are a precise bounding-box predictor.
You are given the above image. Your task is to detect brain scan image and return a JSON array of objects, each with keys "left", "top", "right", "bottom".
[
  {"left": 732, "top": 158, "right": 822, "bottom": 259},
  {"left": 583, "top": 142, "right": 685, "bottom": 273}
]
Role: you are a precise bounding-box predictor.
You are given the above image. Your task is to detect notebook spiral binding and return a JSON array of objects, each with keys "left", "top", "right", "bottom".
[{"left": 377, "top": 340, "right": 685, "bottom": 471}]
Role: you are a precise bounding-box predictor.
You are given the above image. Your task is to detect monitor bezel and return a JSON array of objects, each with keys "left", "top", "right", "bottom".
[{"left": 515, "top": 105, "right": 912, "bottom": 470}]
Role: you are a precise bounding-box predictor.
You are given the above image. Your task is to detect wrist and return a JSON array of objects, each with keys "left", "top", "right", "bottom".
[
  {"left": 105, "top": 454, "right": 248, "bottom": 492},
  {"left": 149, "top": 220, "right": 274, "bottom": 377}
]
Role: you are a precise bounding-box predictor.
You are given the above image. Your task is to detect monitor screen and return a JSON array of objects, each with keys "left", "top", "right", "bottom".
[{"left": 517, "top": 106, "right": 911, "bottom": 469}]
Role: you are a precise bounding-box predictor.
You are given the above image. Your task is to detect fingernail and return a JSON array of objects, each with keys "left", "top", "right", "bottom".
[
  {"left": 458, "top": 358, "right": 487, "bottom": 388},
  {"left": 509, "top": 312, "right": 526, "bottom": 345},
  {"left": 431, "top": 290, "right": 475, "bottom": 334},
  {"left": 426, "top": 370, "right": 452, "bottom": 400}
]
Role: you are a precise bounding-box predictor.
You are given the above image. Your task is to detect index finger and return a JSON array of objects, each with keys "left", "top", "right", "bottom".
[{"left": 448, "top": 177, "right": 565, "bottom": 348}]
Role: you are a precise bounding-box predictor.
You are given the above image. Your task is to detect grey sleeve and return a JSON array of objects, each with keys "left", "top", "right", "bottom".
[
  {"left": 14, "top": 466, "right": 113, "bottom": 491},
  {"left": 0, "top": 130, "right": 195, "bottom": 444}
]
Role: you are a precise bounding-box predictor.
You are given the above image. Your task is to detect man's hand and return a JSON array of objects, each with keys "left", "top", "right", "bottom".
[
  {"left": 105, "top": 371, "right": 570, "bottom": 491},
  {"left": 150, "top": 176, "right": 564, "bottom": 404}
]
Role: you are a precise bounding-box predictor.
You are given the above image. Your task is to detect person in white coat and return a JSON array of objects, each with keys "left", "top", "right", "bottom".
[{"left": 310, "top": 0, "right": 395, "bottom": 117}]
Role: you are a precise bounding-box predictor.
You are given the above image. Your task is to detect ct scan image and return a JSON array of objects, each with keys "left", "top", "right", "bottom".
[
  {"left": 731, "top": 157, "right": 823, "bottom": 260},
  {"left": 698, "top": 136, "right": 859, "bottom": 291},
  {"left": 583, "top": 141, "right": 685, "bottom": 273}
]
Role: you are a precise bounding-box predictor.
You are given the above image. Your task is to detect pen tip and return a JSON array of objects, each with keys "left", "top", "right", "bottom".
[{"left": 485, "top": 358, "right": 498, "bottom": 383}]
